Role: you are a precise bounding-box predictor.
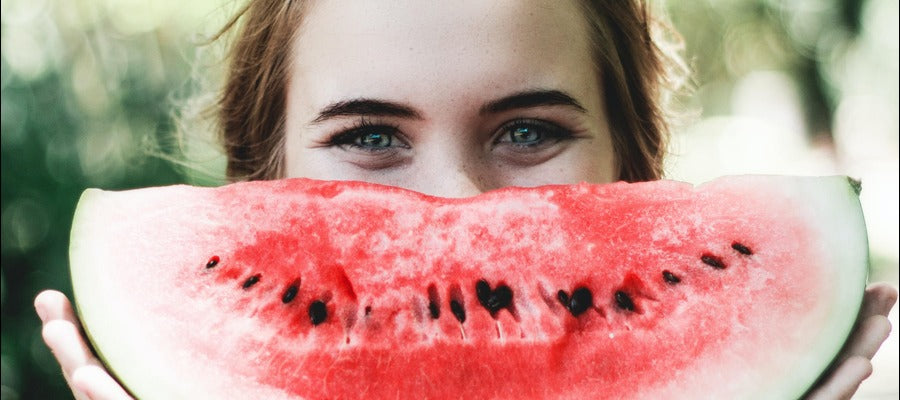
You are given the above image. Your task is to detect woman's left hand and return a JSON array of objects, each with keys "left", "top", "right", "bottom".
[{"left": 805, "top": 282, "right": 897, "bottom": 400}]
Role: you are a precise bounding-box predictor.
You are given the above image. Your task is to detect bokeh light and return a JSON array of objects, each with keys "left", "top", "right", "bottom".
[
  {"left": 2, "top": 0, "right": 897, "bottom": 398},
  {"left": 666, "top": 1, "right": 899, "bottom": 397}
]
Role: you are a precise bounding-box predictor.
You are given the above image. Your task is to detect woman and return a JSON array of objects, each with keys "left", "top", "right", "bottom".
[{"left": 35, "top": 1, "right": 897, "bottom": 398}]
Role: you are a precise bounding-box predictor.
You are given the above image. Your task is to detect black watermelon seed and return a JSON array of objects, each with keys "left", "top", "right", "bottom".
[
  {"left": 615, "top": 291, "right": 636, "bottom": 312},
  {"left": 364, "top": 306, "right": 372, "bottom": 316},
  {"left": 427, "top": 285, "right": 440, "bottom": 319},
  {"left": 205, "top": 256, "right": 220, "bottom": 269},
  {"left": 662, "top": 270, "right": 681, "bottom": 284},
  {"left": 281, "top": 284, "right": 299, "bottom": 303},
  {"left": 475, "top": 280, "right": 491, "bottom": 302},
  {"left": 242, "top": 274, "right": 261, "bottom": 289},
  {"left": 567, "top": 287, "right": 593, "bottom": 317},
  {"left": 309, "top": 300, "right": 328, "bottom": 325},
  {"left": 450, "top": 300, "right": 466, "bottom": 323},
  {"left": 557, "top": 290, "right": 570, "bottom": 305},
  {"left": 701, "top": 254, "right": 726, "bottom": 269},
  {"left": 428, "top": 300, "right": 440, "bottom": 319},
  {"left": 489, "top": 285, "right": 513, "bottom": 312},
  {"left": 731, "top": 242, "right": 753, "bottom": 255},
  {"left": 476, "top": 280, "right": 513, "bottom": 314}
]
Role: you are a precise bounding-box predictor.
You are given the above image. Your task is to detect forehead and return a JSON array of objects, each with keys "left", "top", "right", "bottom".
[{"left": 291, "top": 0, "right": 599, "bottom": 112}]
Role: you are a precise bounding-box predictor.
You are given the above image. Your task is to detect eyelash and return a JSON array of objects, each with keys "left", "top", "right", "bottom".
[
  {"left": 325, "top": 117, "right": 576, "bottom": 151},
  {"left": 327, "top": 118, "right": 406, "bottom": 152},
  {"left": 493, "top": 118, "right": 575, "bottom": 148}
]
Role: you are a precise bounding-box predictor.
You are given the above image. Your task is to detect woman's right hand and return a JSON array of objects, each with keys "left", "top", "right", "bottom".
[{"left": 35, "top": 290, "right": 133, "bottom": 400}]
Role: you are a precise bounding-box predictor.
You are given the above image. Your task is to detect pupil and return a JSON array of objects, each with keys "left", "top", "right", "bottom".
[
  {"left": 360, "top": 133, "right": 390, "bottom": 147},
  {"left": 511, "top": 127, "right": 539, "bottom": 143}
]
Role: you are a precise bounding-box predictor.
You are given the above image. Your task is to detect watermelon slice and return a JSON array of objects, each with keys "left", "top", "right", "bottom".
[{"left": 69, "top": 176, "right": 868, "bottom": 399}]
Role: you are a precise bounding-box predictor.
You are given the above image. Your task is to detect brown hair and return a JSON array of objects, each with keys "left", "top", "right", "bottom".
[
  {"left": 579, "top": 1, "right": 685, "bottom": 181},
  {"left": 216, "top": 0, "right": 685, "bottom": 182},
  {"left": 215, "top": 0, "right": 304, "bottom": 180}
]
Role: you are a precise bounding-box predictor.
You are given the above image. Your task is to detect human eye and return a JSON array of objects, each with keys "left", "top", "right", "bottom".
[
  {"left": 327, "top": 119, "right": 409, "bottom": 152},
  {"left": 493, "top": 119, "right": 574, "bottom": 150}
]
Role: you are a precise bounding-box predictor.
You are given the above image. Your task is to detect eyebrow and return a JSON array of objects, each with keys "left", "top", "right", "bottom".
[
  {"left": 312, "top": 99, "right": 422, "bottom": 123},
  {"left": 480, "top": 89, "right": 587, "bottom": 115},
  {"left": 310, "top": 89, "right": 586, "bottom": 124}
]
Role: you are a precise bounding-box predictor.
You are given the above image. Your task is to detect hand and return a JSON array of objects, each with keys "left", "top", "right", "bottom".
[
  {"left": 35, "top": 290, "right": 133, "bottom": 400},
  {"left": 805, "top": 282, "right": 898, "bottom": 400}
]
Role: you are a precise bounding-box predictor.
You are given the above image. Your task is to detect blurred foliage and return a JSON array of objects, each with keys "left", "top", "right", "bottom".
[
  {"left": 667, "top": 0, "right": 893, "bottom": 136},
  {"left": 1, "top": 0, "right": 897, "bottom": 399},
  {"left": 1, "top": 1, "right": 221, "bottom": 398},
  {"left": 665, "top": 0, "right": 899, "bottom": 277}
]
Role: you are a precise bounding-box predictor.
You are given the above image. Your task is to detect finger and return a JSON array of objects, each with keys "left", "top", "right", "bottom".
[
  {"left": 36, "top": 291, "right": 94, "bottom": 399},
  {"left": 42, "top": 319, "right": 103, "bottom": 378},
  {"left": 840, "top": 315, "right": 892, "bottom": 361},
  {"left": 72, "top": 365, "right": 134, "bottom": 400},
  {"left": 35, "top": 290, "right": 79, "bottom": 324},
  {"left": 805, "top": 356, "right": 872, "bottom": 400},
  {"left": 858, "top": 283, "right": 898, "bottom": 320}
]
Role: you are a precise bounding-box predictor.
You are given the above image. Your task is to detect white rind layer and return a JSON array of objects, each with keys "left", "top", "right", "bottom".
[
  {"left": 682, "top": 175, "right": 868, "bottom": 400},
  {"left": 775, "top": 176, "right": 867, "bottom": 399},
  {"left": 70, "top": 188, "right": 297, "bottom": 400}
]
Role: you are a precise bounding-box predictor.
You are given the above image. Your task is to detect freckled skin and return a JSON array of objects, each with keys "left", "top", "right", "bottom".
[{"left": 284, "top": 0, "right": 616, "bottom": 197}]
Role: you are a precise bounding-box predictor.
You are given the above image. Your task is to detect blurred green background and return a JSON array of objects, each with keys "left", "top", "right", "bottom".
[{"left": 1, "top": 0, "right": 897, "bottom": 398}]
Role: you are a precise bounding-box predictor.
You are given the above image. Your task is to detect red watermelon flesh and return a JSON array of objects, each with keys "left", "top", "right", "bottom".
[{"left": 69, "top": 176, "right": 868, "bottom": 399}]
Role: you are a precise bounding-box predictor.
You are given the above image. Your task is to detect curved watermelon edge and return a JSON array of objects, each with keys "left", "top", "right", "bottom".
[
  {"left": 782, "top": 176, "right": 868, "bottom": 399},
  {"left": 70, "top": 186, "right": 311, "bottom": 400},
  {"left": 69, "top": 188, "right": 141, "bottom": 399},
  {"left": 796, "top": 176, "right": 869, "bottom": 399},
  {"left": 70, "top": 187, "right": 218, "bottom": 399},
  {"left": 68, "top": 177, "right": 871, "bottom": 399},
  {"left": 617, "top": 175, "right": 868, "bottom": 399}
]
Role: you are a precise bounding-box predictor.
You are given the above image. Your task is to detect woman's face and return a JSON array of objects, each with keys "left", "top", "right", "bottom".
[{"left": 284, "top": 0, "right": 615, "bottom": 197}]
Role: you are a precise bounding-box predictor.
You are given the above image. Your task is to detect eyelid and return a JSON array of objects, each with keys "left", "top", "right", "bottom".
[
  {"left": 326, "top": 118, "right": 409, "bottom": 149},
  {"left": 492, "top": 118, "right": 575, "bottom": 144}
]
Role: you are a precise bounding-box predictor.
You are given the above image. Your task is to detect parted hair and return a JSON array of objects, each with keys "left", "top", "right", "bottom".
[{"left": 214, "top": 0, "right": 686, "bottom": 182}]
